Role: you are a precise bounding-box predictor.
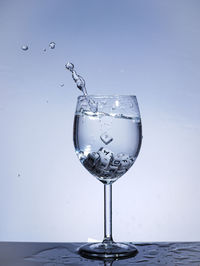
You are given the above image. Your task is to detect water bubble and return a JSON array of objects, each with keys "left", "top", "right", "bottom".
[
  {"left": 60, "top": 83, "right": 64, "bottom": 87},
  {"left": 21, "top": 45, "right": 28, "bottom": 51},
  {"left": 49, "top": 42, "right": 56, "bottom": 49}
]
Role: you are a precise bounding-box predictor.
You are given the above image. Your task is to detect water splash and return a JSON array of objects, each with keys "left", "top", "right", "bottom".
[
  {"left": 65, "top": 62, "right": 98, "bottom": 112},
  {"left": 65, "top": 62, "right": 87, "bottom": 95}
]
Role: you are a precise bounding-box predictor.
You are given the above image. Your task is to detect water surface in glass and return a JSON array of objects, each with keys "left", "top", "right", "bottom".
[{"left": 73, "top": 95, "right": 142, "bottom": 184}]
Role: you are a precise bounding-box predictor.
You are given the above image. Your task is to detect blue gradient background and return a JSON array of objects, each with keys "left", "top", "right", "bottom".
[{"left": 0, "top": 0, "right": 200, "bottom": 242}]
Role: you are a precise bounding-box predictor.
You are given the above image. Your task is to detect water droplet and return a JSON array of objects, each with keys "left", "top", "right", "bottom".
[
  {"left": 49, "top": 42, "right": 56, "bottom": 49},
  {"left": 21, "top": 45, "right": 28, "bottom": 51},
  {"left": 65, "top": 62, "right": 74, "bottom": 71},
  {"left": 148, "top": 250, "right": 158, "bottom": 255},
  {"left": 60, "top": 83, "right": 64, "bottom": 87}
]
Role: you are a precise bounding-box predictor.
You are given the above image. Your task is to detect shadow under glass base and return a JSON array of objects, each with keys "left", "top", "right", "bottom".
[{"left": 78, "top": 242, "right": 138, "bottom": 260}]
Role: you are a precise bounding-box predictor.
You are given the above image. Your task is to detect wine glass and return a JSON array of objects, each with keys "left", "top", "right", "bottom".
[{"left": 73, "top": 95, "right": 142, "bottom": 259}]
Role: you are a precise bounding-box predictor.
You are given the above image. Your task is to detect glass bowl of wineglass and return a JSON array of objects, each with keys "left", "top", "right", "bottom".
[{"left": 73, "top": 95, "right": 142, "bottom": 259}]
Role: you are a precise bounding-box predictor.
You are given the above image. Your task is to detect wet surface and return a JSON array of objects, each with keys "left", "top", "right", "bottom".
[{"left": 0, "top": 242, "right": 200, "bottom": 265}]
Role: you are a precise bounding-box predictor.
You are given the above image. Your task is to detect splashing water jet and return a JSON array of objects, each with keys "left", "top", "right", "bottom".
[{"left": 65, "top": 62, "right": 97, "bottom": 112}]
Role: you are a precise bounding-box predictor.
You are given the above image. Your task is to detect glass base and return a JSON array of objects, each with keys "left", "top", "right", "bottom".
[{"left": 78, "top": 242, "right": 138, "bottom": 260}]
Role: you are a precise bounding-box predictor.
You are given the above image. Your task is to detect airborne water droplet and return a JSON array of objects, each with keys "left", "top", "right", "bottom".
[
  {"left": 65, "top": 62, "right": 74, "bottom": 71},
  {"left": 49, "top": 42, "right": 56, "bottom": 49},
  {"left": 21, "top": 45, "right": 28, "bottom": 51}
]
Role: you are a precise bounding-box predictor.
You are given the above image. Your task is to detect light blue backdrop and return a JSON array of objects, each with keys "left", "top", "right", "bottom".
[{"left": 0, "top": 0, "right": 200, "bottom": 242}]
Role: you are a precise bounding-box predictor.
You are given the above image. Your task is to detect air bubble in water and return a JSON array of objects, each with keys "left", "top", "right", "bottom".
[
  {"left": 49, "top": 42, "right": 56, "bottom": 49},
  {"left": 21, "top": 45, "right": 28, "bottom": 51}
]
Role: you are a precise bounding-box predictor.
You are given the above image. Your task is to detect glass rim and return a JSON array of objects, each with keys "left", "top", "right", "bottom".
[{"left": 77, "top": 94, "right": 137, "bottom": 99}]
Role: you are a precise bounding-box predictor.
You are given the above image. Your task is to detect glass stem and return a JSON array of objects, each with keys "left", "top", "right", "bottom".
[{"left": 103, "top": 184, "right": 113, "bottom": 244}]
